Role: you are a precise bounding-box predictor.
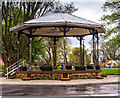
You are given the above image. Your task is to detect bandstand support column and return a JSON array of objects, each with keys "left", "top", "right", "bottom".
[
  {"left": 64, "top": 38, "right": 66, "bottom": 64},
  {"left": 92, "top": 29, "right": 95, "bottom": 65},
  {"left": 63, "top": 27, "right": 67, "bottom": 65},
  {"left": 28, "top": 28, "right": 32, "bottom": 71},
  {"left": 97, "top": 32, "right": 99, "bottom": 66},
  {"left": 53, "top": 37, "right": 57, "bottom": 68},
  {"left": 80, "top": 37, "right": 82, "bottom": 66},
  {"left": 77, "top": 36, "right": 83, "bottom": 66},
  {"left": 83, "top": 40, "right": 84, "bottom": 66}
]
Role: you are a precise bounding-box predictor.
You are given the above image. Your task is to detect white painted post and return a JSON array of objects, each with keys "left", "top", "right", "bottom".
[{"left": 7, "top": 68, "right": 8, "bottom": 79}]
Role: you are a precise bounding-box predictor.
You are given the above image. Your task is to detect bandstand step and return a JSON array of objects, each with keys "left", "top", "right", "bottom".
[
  {"left": 22, "top": 78, "right": 31, "bottom": 81},
  {"left": 61, "top": 78, "right": 71, "bottom": 81},
  {"left": 96, "top": 76, "right": 104, "bottom": 79}
]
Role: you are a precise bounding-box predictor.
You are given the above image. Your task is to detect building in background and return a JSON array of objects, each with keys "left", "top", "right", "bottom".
[
  {"left": 105, "top": 60, "right": 120, "bottom": 68},
  {"left": 0, "top": 58, "right": 4, "bottom": 72}
]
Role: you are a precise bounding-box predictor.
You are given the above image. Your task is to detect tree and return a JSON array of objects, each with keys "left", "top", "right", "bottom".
[
  {"left": 2, "top": 2, "right": 26, "bottom": 70},
  {"left": 2, "top": 2, "right": 47, "bottom": 69},
  {"left": 69, "top": 46, "right": 88, "bottom": 66},
  {"left": 100, "top": 37, "right": 120, "bottom": 60},
  {"left": 100, "top": 0, "right": 120, "bottom": 39},
  {"left": 2, "top": 1, "right": 78, "bottom": 70},
  {"left": 69, "top": 47, "right": 80, "bottom": 65},
  {"left": 39, "top": 37, "right": 72, "bottom": 66},
  {"left": 57, "top": 38, "right": 72, "bottom": 65},
  {"left": 100, "top": 0, "right": 120, "bottom": 59},
  {"left": 39, "top": 37, "right": 54, "bottom": 66}
]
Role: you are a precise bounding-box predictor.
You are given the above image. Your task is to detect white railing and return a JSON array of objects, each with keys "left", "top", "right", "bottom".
[
  {"left": 7, "top": 60, "right": 20, "bottom": 69},
  {"left": 5, "top": 60, "right": 25, "bottom": 79}
]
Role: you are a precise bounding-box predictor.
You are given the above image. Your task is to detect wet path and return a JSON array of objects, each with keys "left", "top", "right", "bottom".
[
  {"left": 1, "top": 75, "right": 119, "bottom": 96},
  {"left": 2, "top": 83, "right": 119, "bottom": 96}
]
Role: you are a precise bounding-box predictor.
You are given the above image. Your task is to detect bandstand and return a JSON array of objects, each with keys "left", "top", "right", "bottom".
[{"left": 9, "top": 11, "right": 105, "bottom": 80}]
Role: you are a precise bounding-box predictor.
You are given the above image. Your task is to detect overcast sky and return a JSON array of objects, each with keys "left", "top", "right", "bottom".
[{"left": 59, "top": 0, "right": 109, "bottom": 50}]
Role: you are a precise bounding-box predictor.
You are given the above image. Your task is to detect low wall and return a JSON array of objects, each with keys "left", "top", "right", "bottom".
[{"left": 16, "top": 70, "right": 101, "bottom": 80}]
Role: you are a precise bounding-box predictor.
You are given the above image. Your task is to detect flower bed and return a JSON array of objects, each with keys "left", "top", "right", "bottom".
[{"left": 40, "top": 67, "right": 52, "bottom": 71}]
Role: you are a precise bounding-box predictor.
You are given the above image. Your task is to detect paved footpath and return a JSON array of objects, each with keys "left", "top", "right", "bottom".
[
  {"left": 1, "top": 76, "right": 119, "bottom": 97},
  {"left": 0, "top": 76, "right": 119, "bottom": 86}
]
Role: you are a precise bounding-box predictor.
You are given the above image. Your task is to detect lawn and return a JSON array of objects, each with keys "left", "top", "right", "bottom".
[
  {"left": 0, "top": 64, "right": 4, "bottom": 72},
  {"left": 101, "top": 68, "right": 120, "bottom": 75},
  {"left": 0, "top": 69, "right": 4, "bottom": 72}
]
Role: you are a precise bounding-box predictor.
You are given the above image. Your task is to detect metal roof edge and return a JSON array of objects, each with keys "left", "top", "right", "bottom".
[{"left": 65, "top": 13, "right": 101, "bottom": 25}]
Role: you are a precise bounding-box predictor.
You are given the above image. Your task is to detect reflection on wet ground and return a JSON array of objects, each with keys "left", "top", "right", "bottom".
[
  {"left": 107, "top": 75, "right": 120, "bottom": 77},
  {"left": 2, "top": 83, "right": 119, "bottom": 96}
]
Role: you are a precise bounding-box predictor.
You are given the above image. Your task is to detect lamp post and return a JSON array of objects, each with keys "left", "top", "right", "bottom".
[
  {"left": 100, "top": 57, "right": 103, "bottom": 68},
  {"left": 90, "top": 51, "right": 94, "bottom": 65},
  {"left": 88, "top": 28, "right": 96, "bottom": 65},
  {"left": 100, "top": 56, "right": 105, "bottom": 68}
]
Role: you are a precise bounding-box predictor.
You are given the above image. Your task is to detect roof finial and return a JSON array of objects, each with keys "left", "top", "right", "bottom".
[{"left": 55, "top": 7, "right": 61, "bottom": 13}]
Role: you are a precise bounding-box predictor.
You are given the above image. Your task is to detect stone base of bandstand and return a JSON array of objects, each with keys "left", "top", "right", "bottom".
[{"left": 15, "top": 70, "right": 101, "bottom": 80}]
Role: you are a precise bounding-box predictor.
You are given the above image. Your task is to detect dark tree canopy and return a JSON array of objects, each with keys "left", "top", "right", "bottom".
[
  {"left": 2, "top": 1, "right": 78, "bottom": 70},
  {"left": 100, "top": 0, "right": 120, "bottom": 39},
  {"left": 100, "top": 0, "right": 120, "bottom": 60}
]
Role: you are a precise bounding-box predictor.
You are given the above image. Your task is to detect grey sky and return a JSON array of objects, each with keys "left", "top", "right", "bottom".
[{"left": 59, "top": 0, "right": 108, "bottom": 50}]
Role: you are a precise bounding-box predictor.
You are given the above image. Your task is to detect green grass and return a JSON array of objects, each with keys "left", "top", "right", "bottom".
[
  {"left": 0, "top": 69, "right": 4, "bottom": 72},
  {"left": 101, "top": 68, "right": 120, "bottom": 75}
]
